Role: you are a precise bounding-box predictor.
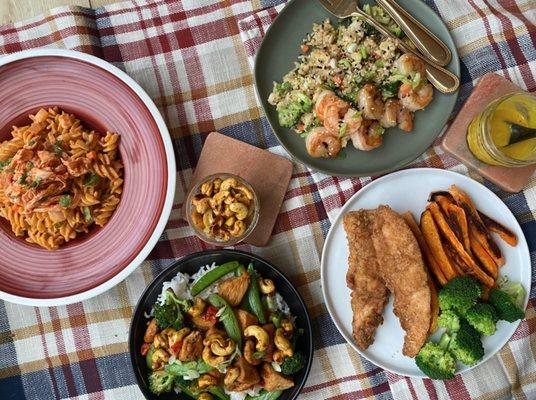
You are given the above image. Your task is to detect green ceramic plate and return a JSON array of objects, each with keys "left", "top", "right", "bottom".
[{"left": 254, "top": 0, "right": 460, "bottom": 177}]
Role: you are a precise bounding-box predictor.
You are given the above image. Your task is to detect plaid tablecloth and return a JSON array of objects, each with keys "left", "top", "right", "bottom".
[{"left": 0, "top": 0, "right": 534, "bottom": 399}]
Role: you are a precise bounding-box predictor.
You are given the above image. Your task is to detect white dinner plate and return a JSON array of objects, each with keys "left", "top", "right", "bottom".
[{"left": 321, "top": 168, "right": 532, "bottom": 377}]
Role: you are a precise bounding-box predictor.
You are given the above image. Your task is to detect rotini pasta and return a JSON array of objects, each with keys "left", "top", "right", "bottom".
[{"left": 0, "top": 107, "right": 123, "bottom": 250}]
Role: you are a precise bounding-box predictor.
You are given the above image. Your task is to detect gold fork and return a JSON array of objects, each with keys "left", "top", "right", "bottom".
[{"left": 318, "top": 0, "right": 460, "bottom": 94}]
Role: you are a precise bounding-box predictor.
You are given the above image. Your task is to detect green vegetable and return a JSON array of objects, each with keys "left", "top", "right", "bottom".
[
  {"left": 270, "top": 312, "right": 282, "bottom": 328},
  {"left": 27, "top": 139, "right": 36, "bottom": 146},
  {"left": 0, "top": 158, "right": 11, "bottom": 169},
  {"left": 234, "top": 264, "right": 247, "bottom": 277},
  {"left": 338, "top": 58, "right": 351, "bottom": 69},
  {"left": 85, "top": 173, "right": 100, "bottom": 187},
  {"left": 280, "top": 351, "right": 306, "bottom": 375},
  {"left": 146, "top": 344, "right": 155, "bottom": 369},
  {"left": 83, "top": 206, "right": 92, "bottom": 222},
  {"left": 247, "top": 263, "right": 266, "bottom": 324},
  {"left": 263, "top": 295, "right": 277, "bottom": 313},
  {"left": 438, "top": 276, "right": 481, "bottom": 314},
  {"left": 465, "top": 303, "right": 498, "bottom": 335},
  {"left": 360, "top": 44, "right": 368, "bottom": 60},
  {"left": 174, "top": 377, "right": 202, "bottom": 399},
  {"left": 165, "top": 359, "right": 213, "bottom": 379},
  {"left": 59, "top": 195, "right": 71, "bottom": 208},
  {"left": 148, "top": 370, "right": 174, "bottom": 395},
  {"left": 18, "top": 171, "right": 28, "bottom": 185},
  {"left": 448, "top": 320, "right": 484, "bottom": 366},
  {"left": 339, "top": 123, "right": 347, "bottom": 137},
  {"left": 276, "top": 92, "right": 313, "bottom": 128},
  {"left": 53, "top": 140, "right": 63, "bottom": 156},
  {"left": 26, "top": 161, "right": 34, "bottom": 169},
  {"left": 412, "top": 72, "right": 422, "bottom": 89},
  {"left": 208, "top": 294, "right": 242, "bottom": 348},
  {"left": 274, "top": 81, "right": 292, "bottom": 95},
  {"left": 30, "top": 177, "right": 41, "bottom": 189},
  {"left": 489, "top": 288, "right": 525, "bottom": 322},
  {"left": 208, "top": 386, "right": 231, "bottom": 400},
  {"left": 437, "top": 310, "right": 460, "bottom": 332},
  {"left": 371, "top": 124, "right": 385, "bottom": 136},
  {"left": 246, "top": 390, "right": 283, "bottom": 400},
  {"left": 388, "top": 24, "right": 403, "bottom": 37},
  {"left": 415, "top": 333, "right": 456, "bottom": 380},
  {"left": 380, "top": 80, "right": 401, "bottom": 99},
  {"left": 374, "top": 60, "right": 384, "bottom": 68},
  {"left": 153, "top": 288, "right": 192, "bottom": 330},
  {"left": 190, "top": 261, "right": 240, "bottom": 296}
]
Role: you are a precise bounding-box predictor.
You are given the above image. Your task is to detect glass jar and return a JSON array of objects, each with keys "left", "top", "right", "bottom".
[
  {"left": 186, "top": 173, "right": 260, "bottom": 246},
  {"left": 467, "top": 92, "right": 536, "bottom": 167}
]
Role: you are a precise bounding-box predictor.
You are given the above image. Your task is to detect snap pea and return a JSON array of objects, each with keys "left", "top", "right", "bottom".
[
  {"left": 208, "top": 294, "right": 242, "bottom": 348},
  {"left": 263, "top": 295, "right": 277, "bottom": 313},
  {"left": 247, "top": 263, "right": 266, "bottom": 324},
  {"left": 246, "top": 390, "right": 283, "bottom": 400},
  {"left": 207, "top": 386, "right": 230, "bottom": 400},
  {"left": 234, "top": 264, "right": 246, "bottom": 277},
  {"left": 190, "top": 261, "right": 240, "bottom": 296},
  {"left": 146, "top": 344, "right": 155, "bottom": 369},
  {"left": 269, "top": 312, "right": 282, "bottom": 328}
]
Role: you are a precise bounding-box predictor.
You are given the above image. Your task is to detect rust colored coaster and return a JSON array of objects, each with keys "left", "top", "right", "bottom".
[
  {"left": 182, "top": 132, "right": 293, "bottom": 247},
  {"left": 442, "top": 73, "right": 535, "bottom": 193}
]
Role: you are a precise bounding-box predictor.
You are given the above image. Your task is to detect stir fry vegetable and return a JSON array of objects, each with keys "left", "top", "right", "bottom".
[
  {"left": 191, "top": 261, "right": 240, "bottom": 296},
  {"left": 247, "top": 263, "right": 266, "bottom": 324},
  {"left": 208, "top": 294, "right": 243, "bottom": 348}
]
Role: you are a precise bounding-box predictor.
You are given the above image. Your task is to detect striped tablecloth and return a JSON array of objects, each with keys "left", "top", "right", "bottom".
[{"left": 0, "top": 1, "right": 535, "bottom": 399}]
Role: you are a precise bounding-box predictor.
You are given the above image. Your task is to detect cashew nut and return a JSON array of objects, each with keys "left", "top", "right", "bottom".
[
  {"left": 198, "top": 394, "right": 214, "bottom": 400},
  {"left": 224, "top": 366, "right": 240, "bottom": 387},
  {"left": 243, "top": 340, "right": 262, "bottom": 366},
  {"left": 229, "top": 202, "right": 248, "bottom": 220},
  {"left": 198, "top": 374, "right": 218, "bottom": 389},
  {"left": 188, "top": 297, "right": 206, "bottom": 317},
  {"left": 202, "top": 346, "right": 225, "bottom": 367},
  {"left": 258, "top": 278, "right": 275, "bottom": 294},
  {"left": 274, "top": 328, "right": 293, "bottom": 356},
  {"left": 200, "top": 181, "right": 213, "bottom": 197},
  {"left": 220, "top": 178, "right": 238, "bottom": 191},
  {"left": 144, "top": 318, "right": 158, "bottom": 343},
  {"left": 153, "top": 333, "right": 168, "bottom": 349},
  {"left": 210, "top": 337, "right": 236, "bottom": 356},
  {"left": 191, "top": 211, "right": 205, "bottom": 230},
  {"left": 281, "top": 319, "right": 294, "bottom": 335},
  {"left": 225, "top": 216, "right": 236, "bottom": 227},
  {"left": 213, "top": 178, "right": 222, "bottom": 191},
  {"left": 212, "top": 190, "right": 230, "bottom": 205},
  {"left": 193, "top": 196, "right": 211, "bottom": 214},
  {"left": 235, "top": 185, "right": 254, "bottom": 200},
  {"left": 203, "top": 333, "right": 225, "bottom": 347},
  {"left": 234, "top": 192, "right": 251, "bottom": 206},
  {"left": 229, "top": 220, "right": 246, "bottom": 237},
  {"left": 244, "top": 325, "right": 270, "bottom": 352},
  {"left": 168, "top": 327, "right": 191, "bottom": 351},
  {"left": 203, "top": 210, "right": 214, "bottom": 228},
  {"left": 151, "top": 348, "right": 170, "bottom": 370}
]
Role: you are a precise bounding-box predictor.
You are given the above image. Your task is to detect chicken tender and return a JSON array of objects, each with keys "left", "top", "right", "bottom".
[
  {"left": 372, "top": 206, "right": 431, "bottom": 357},
  {"left": 344, "top": 210, "right": 389, "bottom": 350}
]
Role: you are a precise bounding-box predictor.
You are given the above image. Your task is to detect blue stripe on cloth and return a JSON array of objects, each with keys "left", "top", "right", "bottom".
[
  {"left": 521, "top": 220, "right": 536, "bottom": 252},
  {"left": 95, "top": 352, "right": 137, "bottom": 390},
  {"left": 20, "top": 369, "right": 56, "bottom": 400},
  {"left": 219, "top": 117, "right": 280, "bottom": 149},
  {"left": 314, "top": 313, "right": 346, "bottom": 350},
  {"left": 0, "top": 375, "right": 25, "bottom": 400},
  {"left": 0, "top": 302, "right": 18, "bottom": 371}
]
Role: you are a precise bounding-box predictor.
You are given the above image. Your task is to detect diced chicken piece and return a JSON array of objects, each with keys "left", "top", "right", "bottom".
[
  {"left": 218, "top": 272, "right": 250, "bottom": 306},
  {"left": 178, "top": 331, "right": 203, "bottom": 362},
  {"left": 261, "top": 363, "right": 294, "bottom": 392},
  {"left": 226, "top": 356, "right": 261, "bottom": 392},
  {"left": 235, "top": 309, "right": 258, "bottom": 332},
  {"left": 192, "top": 315, "right": 217, "bottom": 331}
]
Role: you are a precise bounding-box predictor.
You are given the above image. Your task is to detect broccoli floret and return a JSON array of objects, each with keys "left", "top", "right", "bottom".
[
  {"left": 437, "top": 310, "right": 461, "bottom": 332},
  {"left": 274, "top": 81, "right": 292, "bottom": 95},
  {"left": 415, "top": 333, "right": 456, "bottom": 380},
  {"left": 448, "top": 320, "right": 484, "bottom": 366},
  {"left": 148, "top": 370, "right": 174, "bottom": 395},
  {"left": 438, "top": 276, "right": 482, "bottom": 313},
  {"left": 276, "top": 92, "right": 313, "bottom": 128},
  {"left": 489, "top": 288, "right": 525, "bottom": 322},
  {"left": 153, "top": 289, "right": 192, "bottom": 330},
  {"left": 465, "top": 303, "right": 498, "bottom": 335},
  {"left": 280, "top": 351, "right": 306, "bottom": 375}
]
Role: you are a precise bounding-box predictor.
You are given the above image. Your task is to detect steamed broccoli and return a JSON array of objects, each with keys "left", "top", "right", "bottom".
[
  {"left": 153, "top": 289, "right": 192, "bottom": 330},
  {"left": 415, "top": 333, "right": 456, "bottom": 380},
  {"left": 280, "top": 351, "right": 306, "bottom": 375},
  {"left": 465, "top": 303, "right": 498, "bottom": 335},
  {"left": 448, "top": 320, "right": 484, "bottom": 366},
  {"left": 148, "top": 370, "right": 174, "bottom": 395},
  {"left": 437, "top": 310, "right": 460, "bottom": 332},
  {"left": 438, "top": 276, "right": 482, "bottom": 313},
  {"left": 276, "top": 92, "right": 313, "bottom": 128},
  {"left": 488, "top": 277, "right": 526, "bottom": 322}
]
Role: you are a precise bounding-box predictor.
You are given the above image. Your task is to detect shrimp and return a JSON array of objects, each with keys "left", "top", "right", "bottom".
[
  {"left": 398, "top": 82, "right": 433, "bottom": 112},
  {"left": 314, "top": 90, "right": 349, "bottom": 131},
  {"left": 358, "top": 84, "right": 384, "bottom": 121},
  {"left": 379, "top": 99, "right": 401, "bottom": 128},
  {"left": 397, "top": 107, "right": 414, "bottom": 132},
  {"left": 305, "top": 127, "right": 341, "bottom": 158},
  {"left": 394, "top": 53, "right": 426, "bottom": 78},
  {"left": 347, "top": 118, "right": 383, "bottom": 152}
]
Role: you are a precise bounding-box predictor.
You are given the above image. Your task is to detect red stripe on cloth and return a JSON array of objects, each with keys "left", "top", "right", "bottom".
[
  {"left": 501, "top": 0, "right": 536, "bottom": 48},
  {"left": 404, "top": 376, "right": 419, "bottom": 398},
  {"left": 467, "top": 0, "right": 511, "bottom": 81},
  {"left": 325, "top": 381, "right": 391, "bottom": 399},
  {"left": 484, "top": 0, "right": 536, "bottom": 90},
  {"left": 423, "top": 378, "right": 439, "bottom": 400},
  {"left": 444, "top": 373, "right": 471, "bottom": 399},
  {"left": 49, "top": 307, "right": 78, "bottom": 398},
  {"left": 0, "top": 10, "right": 94, "bottom": 35},
  {"left": 34, "top": 308, "right": 61, "bottom": 400},
  {"left": 301, "top": 368, "right": 384, "bottom": 393}
]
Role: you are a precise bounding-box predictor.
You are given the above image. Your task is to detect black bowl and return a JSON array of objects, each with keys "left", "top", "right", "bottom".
[{"left": 129, "top": 249, "right": 314, "bottom": 400}]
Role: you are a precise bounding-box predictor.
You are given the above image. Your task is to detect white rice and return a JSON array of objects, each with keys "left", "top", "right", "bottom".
[
  {"left": 157, "top": 271, "right": 192, "bottom": 304},
  {"left": 226, "top": 385, "right": 263, "bottom": 400}
]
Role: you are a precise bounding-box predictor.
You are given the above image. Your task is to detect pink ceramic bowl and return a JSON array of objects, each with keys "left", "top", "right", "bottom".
[{"left": 0, "top": 49, "right": 176, "bottom": 306}]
